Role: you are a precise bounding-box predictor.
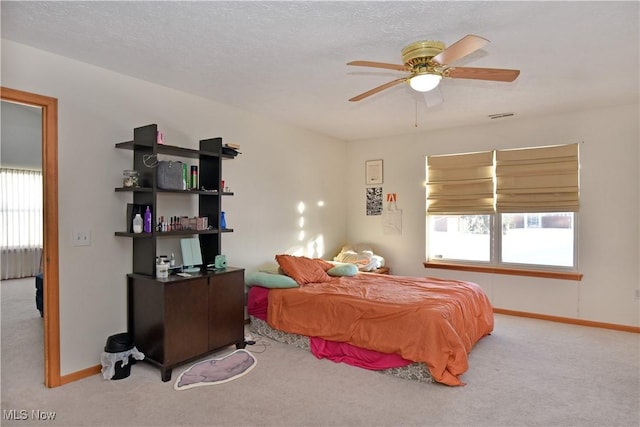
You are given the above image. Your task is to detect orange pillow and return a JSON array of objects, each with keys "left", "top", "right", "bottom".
[{"left": 275, "top": 255, "right": 333, "bottom": 285}]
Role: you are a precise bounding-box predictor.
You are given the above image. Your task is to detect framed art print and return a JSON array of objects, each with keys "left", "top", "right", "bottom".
[{"left": 365, "top": 159, "right": 383, "bottom": 185}]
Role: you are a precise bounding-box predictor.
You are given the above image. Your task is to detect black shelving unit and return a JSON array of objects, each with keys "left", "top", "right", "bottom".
[
  {"left": 114, "top": 124, "right": 235, "bottom": 276},
  {"left": 115, "top": 124, "right": 244, "bottom": 382}
]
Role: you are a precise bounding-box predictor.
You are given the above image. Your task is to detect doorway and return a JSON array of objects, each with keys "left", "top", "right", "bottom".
[{"left": 1, "top": 87, "right": 60, "bottom": 387}]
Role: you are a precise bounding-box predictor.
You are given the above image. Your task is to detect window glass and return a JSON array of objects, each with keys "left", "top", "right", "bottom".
[
  {"left": 501, "top": 213, "right": 574, "bottom": 267},
  {"left": 428, "top": 215, "right": 491, "bottom": 262}
]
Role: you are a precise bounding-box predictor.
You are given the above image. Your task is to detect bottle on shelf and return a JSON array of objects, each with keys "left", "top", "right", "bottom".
[
  {"left": 144, "top": 206, "right": 152, "bottom": 233},
  {"left": 220, "top": 211, "right": 227, "bottom": 230},
  {"left": 132, "top": 214, "right": 143, "bottom": 234},
  {"left": 190, "top": 165, "right": 198, "bottom": 190},
  {"left": 182, "top": 163, "right": 188, "bottom": 190}
]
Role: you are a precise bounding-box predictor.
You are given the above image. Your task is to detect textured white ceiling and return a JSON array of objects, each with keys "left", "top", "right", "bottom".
[{"left": 2, "top": 1, "right": 638, "bottom": 141}]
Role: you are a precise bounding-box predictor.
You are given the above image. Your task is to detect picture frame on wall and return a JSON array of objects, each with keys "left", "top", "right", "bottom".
[{"left": 365, "top": 159, "right": 383, "bottom": 185}]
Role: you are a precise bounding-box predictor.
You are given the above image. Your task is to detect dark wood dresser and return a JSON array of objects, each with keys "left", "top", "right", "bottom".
[{"left": 127, "top": 267, "right": 245, "bottom": 381}]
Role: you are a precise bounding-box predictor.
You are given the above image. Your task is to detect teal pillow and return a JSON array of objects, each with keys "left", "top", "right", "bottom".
[
  {"left": 327, "top": 263, "right": 358, "bottom": 277},
  {"left": 245, "top": 272, "right": 299, "bottom": 289}
]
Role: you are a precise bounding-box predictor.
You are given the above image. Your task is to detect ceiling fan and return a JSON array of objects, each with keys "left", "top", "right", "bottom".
[{"left": 347, "top": 34, "right": 520, "bottom": 102}]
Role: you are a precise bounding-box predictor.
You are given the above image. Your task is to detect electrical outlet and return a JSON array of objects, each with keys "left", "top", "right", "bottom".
[{"left": 72, "top": 230, "right": 91, "bottom": 247}]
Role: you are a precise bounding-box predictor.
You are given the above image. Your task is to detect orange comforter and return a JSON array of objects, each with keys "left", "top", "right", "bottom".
[{"left": 267, "top": 273, "right": 494, "bottom": 386}]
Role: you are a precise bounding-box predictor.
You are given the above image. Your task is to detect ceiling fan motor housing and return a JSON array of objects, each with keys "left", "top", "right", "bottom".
[{"left": 401, "top": 40, "right": 445, "bottom": 70}]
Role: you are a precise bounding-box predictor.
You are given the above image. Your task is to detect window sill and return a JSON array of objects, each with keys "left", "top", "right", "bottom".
[{"left": 423, "top": 261, "right": 583, "bottom": 281}]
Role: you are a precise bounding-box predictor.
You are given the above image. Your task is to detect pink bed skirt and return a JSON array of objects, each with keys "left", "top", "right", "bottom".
[{"left": 247, "top": 286, "right": 412, "bottom": 370}]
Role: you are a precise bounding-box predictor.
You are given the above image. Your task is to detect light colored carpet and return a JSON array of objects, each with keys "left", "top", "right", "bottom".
[{"left": 1, "top": 277, "right": 639, "bottom": 427}]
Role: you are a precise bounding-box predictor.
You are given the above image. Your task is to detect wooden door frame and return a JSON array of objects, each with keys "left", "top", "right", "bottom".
[{"left": 1, "top": 86, "right": 61, "bottom": 387}]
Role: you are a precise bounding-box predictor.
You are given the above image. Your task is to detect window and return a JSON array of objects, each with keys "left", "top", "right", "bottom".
[
  {"left": 426, "top": 144, "right": 579, "bottom": 271},
  {"left": 0, "top": 168, "right": 43, "bottom": 248}
]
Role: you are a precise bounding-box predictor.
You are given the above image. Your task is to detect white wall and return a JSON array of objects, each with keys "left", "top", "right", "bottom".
[
  {"left": 346, "top": 104, "right": 640, "bottom": 327},
  {"left": 1, "top": 40, "right": 348, "bottom": 375}
]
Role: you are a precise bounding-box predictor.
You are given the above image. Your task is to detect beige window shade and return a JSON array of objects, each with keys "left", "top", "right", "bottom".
[
  {"left": 495, "top": 143, "right": 579, "bottom": 213},
  {"left": 427, "top": 151, "right": 494, "bottom": 214}
]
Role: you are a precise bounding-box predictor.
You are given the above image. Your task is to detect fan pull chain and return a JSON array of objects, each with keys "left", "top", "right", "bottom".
[{"left": 415, "top": 99, "right": 418, "bottom": 128}]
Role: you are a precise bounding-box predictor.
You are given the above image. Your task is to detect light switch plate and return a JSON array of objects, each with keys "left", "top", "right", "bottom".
[{"left": 72, "top": 230, "right": 91, "bottom": 247}]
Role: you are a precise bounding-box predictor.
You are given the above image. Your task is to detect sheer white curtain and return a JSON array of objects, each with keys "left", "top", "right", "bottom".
[{"left": 0, "top": 168, "right": 43, "bottom": 279}]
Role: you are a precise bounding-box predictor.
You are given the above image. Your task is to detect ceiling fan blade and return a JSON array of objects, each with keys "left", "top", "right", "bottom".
[
  {"left": 423, "top": 86, "right": 444, "bottom": 108},
  {"left": 445, "top": 67, "right": 520, "bottom": 82},
  {"left": 432, "top": 34, "right": 489, "bottom": 65},
  {"left": 347, "top": 61, "right": 409, "bottom": 71},
  {"left": 349, "top": 78, "right": 406, "bottom": 102}
]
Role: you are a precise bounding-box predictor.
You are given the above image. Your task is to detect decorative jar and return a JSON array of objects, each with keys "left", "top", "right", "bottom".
[{"left": 122, "top": 170, "right": 139, "bottom": 187}]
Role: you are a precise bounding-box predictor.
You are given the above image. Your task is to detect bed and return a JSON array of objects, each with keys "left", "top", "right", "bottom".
[{"left": 246, "top": 255, "right": 494, "bottom": 386}]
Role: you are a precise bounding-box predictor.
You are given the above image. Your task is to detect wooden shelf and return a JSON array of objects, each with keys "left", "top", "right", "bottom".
[
  {"left": 115, "top": 140, "right": 236, "bottom": 159},
  {"left": 114, "top": 229, "right": 233, "bottom": 238},
  {"left": 115, "top": 187, "right": 153, "bottom": 193},
  {"left": 116, "top": 187, "right": 233, "bottom": 195},
  {"left": 115, "top": 140, "right": 219, "bottom": 159}
]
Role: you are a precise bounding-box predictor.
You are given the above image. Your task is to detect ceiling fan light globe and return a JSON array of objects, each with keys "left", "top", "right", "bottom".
[{"left": 409, "top": 74, "right": 442, "bottom": 92}]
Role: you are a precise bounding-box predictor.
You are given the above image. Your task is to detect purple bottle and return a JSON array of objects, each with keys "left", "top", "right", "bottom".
[{"left": 144, "top": 206, "right": 152, "bottom": 233}]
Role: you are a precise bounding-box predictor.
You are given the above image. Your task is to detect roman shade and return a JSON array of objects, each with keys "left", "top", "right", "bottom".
[
  {"left": 495, "top": 143, "right": 579, "bottom": 213},
  {"left": 426, "top": 151, "right": 494, "bottom": 214}
]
